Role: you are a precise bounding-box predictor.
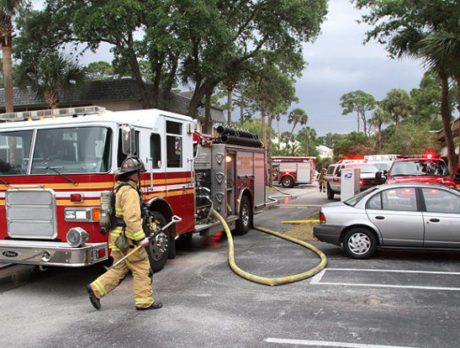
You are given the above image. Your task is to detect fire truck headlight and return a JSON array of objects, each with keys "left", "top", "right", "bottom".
[{"left": 66, "top": 227, "right": 89, "bottom": 248}]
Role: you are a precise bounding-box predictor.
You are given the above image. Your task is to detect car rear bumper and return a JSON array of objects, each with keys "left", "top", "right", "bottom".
[
  {"left": 313, "top": 224, "right": 343, "bottom": 245},
  {"left": 0, "top": 240, "right": 108, "bottom": 267}
]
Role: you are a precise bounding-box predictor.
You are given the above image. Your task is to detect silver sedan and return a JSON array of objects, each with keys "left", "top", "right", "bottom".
[{"left": 314, "top": 183, "right": 460, "bottom": 258}]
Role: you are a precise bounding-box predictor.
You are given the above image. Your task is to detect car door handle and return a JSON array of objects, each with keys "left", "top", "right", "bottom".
[
  {"left": 375, "top": 216, "right": 385, "bottom": 220},
  {"left": 429, "top": 218, "right": 440, "bottom": 223}
]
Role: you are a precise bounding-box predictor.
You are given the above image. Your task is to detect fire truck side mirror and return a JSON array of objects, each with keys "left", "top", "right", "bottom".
[{"left": 121, "top": 124, "right": 136, "bottom": 155}]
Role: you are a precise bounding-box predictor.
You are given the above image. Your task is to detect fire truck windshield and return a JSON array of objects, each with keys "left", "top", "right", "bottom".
[
  {"left": 0, "top": 126, "right": 112, "bottom": 175},
  {"left": 31, "top": 127, "right": 112, "bottom": 174},
  {"left": 390, "top": 159, "right": 449, "bottom": 177}
]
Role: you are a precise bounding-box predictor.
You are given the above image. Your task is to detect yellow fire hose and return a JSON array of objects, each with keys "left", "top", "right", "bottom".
[
  {"left": 211, "top": 209, "right": 327, "bottom": 286},
  {"left": 281, "top": 219, "right": 320, "bottom": 224}
]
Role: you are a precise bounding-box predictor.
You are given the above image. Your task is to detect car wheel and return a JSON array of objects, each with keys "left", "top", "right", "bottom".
[
  {"left": 343, "top": 228, "right": 377, "bottom": 259},
  {"left": 281, "top": 176, "right": 294, "bottom": 188},
  {"left": 235, "top": 195, "right": 252, "bottom": 235},
  {"left": 327, "top": 184, "right": 334, "bottom": 200}
]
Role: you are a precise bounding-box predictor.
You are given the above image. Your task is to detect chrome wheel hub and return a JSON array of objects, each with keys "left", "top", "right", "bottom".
[{"left": 348, "top": 233, "right": 371, "bottom": 255}]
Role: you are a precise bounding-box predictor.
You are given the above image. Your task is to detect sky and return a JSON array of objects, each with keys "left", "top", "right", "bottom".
[
  {"left": 33, "top": 0, "right": 426, "bottom": 137},
  {"left": 292, "top": 0, "right": 425, "bottom": 136}
]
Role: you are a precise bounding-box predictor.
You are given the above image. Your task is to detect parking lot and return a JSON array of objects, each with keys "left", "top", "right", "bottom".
[{"left": 1, "top": 185, "right": 459, "bottom": 348}]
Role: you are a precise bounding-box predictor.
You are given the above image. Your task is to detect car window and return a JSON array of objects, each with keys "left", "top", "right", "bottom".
[
  {"left": 422, "top": 188, "right": 460, "bottom": 214},
  {"left": 381, "top": 188, "right": 418, "bottom": 212},
  {"left": 326, "top": 166, "right": 335, "bottom": 175},
  {"left": 344, "top": 187, "right": 378, "bottom": 206},
  {"left": 366, "top": 193, "right": 382, "bottom": 209}
]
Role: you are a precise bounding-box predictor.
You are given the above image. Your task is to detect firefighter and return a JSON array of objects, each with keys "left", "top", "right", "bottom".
[
  {"left": 86, "top": 157, "right": 162, "bottom": 311},
  {"left": 318, "top": 167, "right": 326, "bottom": 192}
]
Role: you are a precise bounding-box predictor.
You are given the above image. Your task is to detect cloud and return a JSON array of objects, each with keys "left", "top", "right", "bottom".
[{"left": 279, "top": 0, "right": 425, "bottom": 136}]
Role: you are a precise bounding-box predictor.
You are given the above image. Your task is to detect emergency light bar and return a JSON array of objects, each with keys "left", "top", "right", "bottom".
[{"left": 0, "top": 106, "right": 106, "bottom": 122}]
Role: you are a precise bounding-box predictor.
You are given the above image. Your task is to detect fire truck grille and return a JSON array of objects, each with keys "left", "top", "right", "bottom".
[{"left": 6, "top": 189, "right": 57, "bottom": 239}]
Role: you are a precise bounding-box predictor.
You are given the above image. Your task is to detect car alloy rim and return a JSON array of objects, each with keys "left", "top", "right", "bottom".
[
  {"left": 241, "top": 204, "right": 249, "bottom": 226},
  {"left": 348, "top": 233, "right": 371, "bottom": 255}
]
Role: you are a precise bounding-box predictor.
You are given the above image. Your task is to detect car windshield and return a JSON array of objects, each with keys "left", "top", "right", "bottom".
[
  {"left": 344, "top": 187, "right": 378, "bottom": 207},
  {"left": 389, "top": 160, "right": 449, "bottom": 177}
]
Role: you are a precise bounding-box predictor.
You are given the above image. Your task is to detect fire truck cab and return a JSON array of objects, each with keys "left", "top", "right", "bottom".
[
  {"left": 0, "top": 106, "right": 266, "bottom": 272},
  {"left": 272, "top": 156, "right": 316, "bottom": 188}
]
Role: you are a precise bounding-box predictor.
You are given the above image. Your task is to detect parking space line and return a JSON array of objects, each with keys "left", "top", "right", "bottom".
[
  {"left": 310, "top": 268, "right": 460, "bottom": 291},
  {"left": 264, "top": 337, "right": 419, "bottom": 348}
]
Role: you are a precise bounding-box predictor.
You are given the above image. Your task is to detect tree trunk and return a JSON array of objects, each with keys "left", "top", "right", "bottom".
[
  {"left": 240, "top": 91, "right": 244, "bottom": 125},
  {"left": 356, "top": 113, "right": 360, "bottom": 133},
  {"left": 267, "top": 106, "right": 273, "bottom": 187},
  {"left": 227, "top": 82, "right": 233, "bottom": 126},
  {"left": 151, "top": 62, "right": 162, "bottom": 108},
  {"left": 261, "top": 101, "right": 266, "bottom": 146},
  {"left": 160, "top": 54, "right": 179, "bottom": 110},
  {"left": 2, "top": 38, "right": 13, "bottom": 113},
  {"left": 394, "top": 114, "right": 399, "bottom": 130},
  {"left": 362, "top": 113, "right": 367, "bottom": 135},
  {"left": 127, "top": 50, "right": 151, "bottom": 109},
  {"left": 276, "top": 114, "right": 281, "bottom": 140},
  {"left": 440, "top": 74, "right": 457, "bottom": 171},
  {"left": 44, "top": 89, "right": 59, "bottom": 110},
  {"left": 204, "top": 91, "right": 212, "bottom": 134},
  {"left": 306, "top": 136, "right": 309, "bottom": 156},
  {"left": 188, "top": 78, "right": 218, "bottom": 117}
]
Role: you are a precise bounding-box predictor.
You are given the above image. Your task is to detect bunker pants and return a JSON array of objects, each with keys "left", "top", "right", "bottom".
[{"left": 89, "top": 246, "right": 154, "bottom": 309}]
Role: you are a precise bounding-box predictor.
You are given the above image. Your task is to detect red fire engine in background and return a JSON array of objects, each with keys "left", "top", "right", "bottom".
[
  {"left": 0, "top": 106, "right": 267, "bottom": 272},
  {"left": 272, "top": 156, "right": 316, "bottom": 188}
]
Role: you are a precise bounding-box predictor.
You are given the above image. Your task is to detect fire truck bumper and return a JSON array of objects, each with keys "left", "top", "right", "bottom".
[{"left": 0, "top": 240, "right": 108, "bottom": 267}]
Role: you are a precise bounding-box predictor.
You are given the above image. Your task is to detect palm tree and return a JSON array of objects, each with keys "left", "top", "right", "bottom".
[
  {"left": 417, "top": 31, "right": 460, "bottom": 168},
  {"left": 381, "top": 89, "right": 413, "bottom": 130},
  {"left": 297, "top": 126, "right": 317, "bottom": 156},
  {"left": 0, "top": 0, "right": 26, "bottom": 112},
  {"left": 369, "top": 108, "right": 391, "bottom": 153},
  {"left": 16, "top": 52, "right": 85, "bottom": 109},
  {"left": 287, "top": 108, "right": 308, "bottom": 140},
  {"left": 280, "top": 131, "right": 292, "bottom": 153}
]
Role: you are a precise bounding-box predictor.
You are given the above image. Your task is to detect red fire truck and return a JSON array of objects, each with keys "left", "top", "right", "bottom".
[
  {"left": 272, "top": 156, "right": 316, "bottom": 188},
  {"left": 0, "top": 106, "right": 266, "bottom": 272}
]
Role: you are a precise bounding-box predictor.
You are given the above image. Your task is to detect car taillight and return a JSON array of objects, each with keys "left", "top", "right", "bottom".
[
  {"left": 319, "top": 212, "right": 326, "bottom": 223},
  {"left": 359, "top": 179, "right": 363, "bottom": 186}
]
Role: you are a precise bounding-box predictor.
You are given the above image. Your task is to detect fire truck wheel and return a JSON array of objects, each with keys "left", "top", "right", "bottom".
[
  {"left": 235, "top": 195, "right": 252, "bottom": 235},
  {"left": 281, "top": 176, "right": 294, "bottom": 188},
  {"left": 326, "top": 184, "right": 334, "bottom": 200},
  {"left": 146, "top": 212, "right": 169, "bottom": 273}
]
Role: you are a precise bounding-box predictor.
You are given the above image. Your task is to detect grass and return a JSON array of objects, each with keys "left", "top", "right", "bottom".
[{"left": 282, "top": 213, "right": 319, "bottom": 242}]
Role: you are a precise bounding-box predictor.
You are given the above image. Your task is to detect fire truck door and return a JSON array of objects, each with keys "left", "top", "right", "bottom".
[{"left": 226, "top": 152, "right": 236, "bottom": 215}]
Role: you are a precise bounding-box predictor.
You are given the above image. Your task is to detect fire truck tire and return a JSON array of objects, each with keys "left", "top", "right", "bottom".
[
  {"left": 146, "top": 212, "right": 169, "bottom": 272},
  {"left": 281, "top": 176, "right": 294, "bottom": 188},
  {"left": 326, "top": 184, "right": 334, "bottom": 200},
  {"left": 235, "top": 195, "right": 252, "bottom": 235}
]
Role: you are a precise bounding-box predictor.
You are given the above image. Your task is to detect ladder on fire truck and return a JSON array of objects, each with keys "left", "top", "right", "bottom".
[{"left": 0, "top": 106, "right": 106, "bottom": 122}]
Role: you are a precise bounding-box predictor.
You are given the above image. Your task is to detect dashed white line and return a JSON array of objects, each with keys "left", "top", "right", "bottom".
[{"left": 264, "top": 338, "right": 419, "bottom": 348}]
